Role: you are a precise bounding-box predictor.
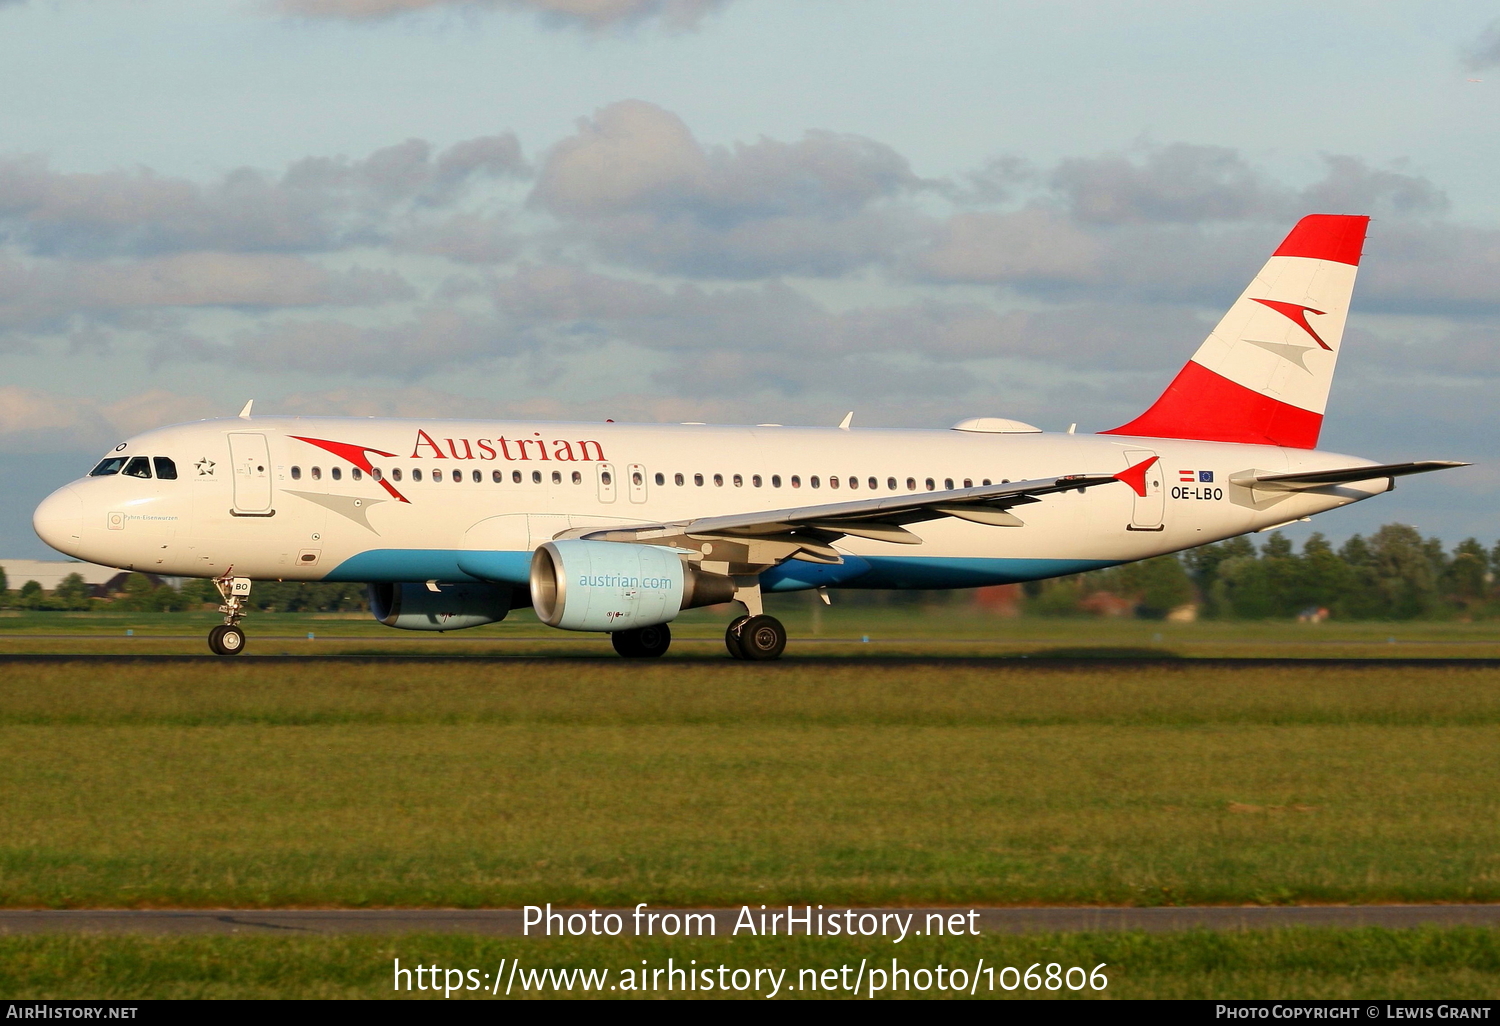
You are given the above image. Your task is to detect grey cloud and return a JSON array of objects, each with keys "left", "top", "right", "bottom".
[
  {"left": 0, "top": 254, "right": 413, "bottom": 334},
  {"left": 1301, "top": 156, "right": 1447, "bottom": 218},
  {"left": 393, "top": 213, "right": 520, "bottom": 263},
  {"left": 1463, "top": 19, "right": 1500, "bottom": 70},
  {"left": 1049, "top": 145, "right": 1445, "bottom": 226},
  {"left": 0, "top": 385, "right": 221, "bottom": 454},
  {"left": 272, "top": 0, "right": 726, "bottom": 30},
  {"left": 174, "top": 308, "right": 512, "bottom": 376},
  {"left": 0, "top": 133, "right": 527, "bottom": 258},
  {"left": 1359, "top": 222, "right": 1500, "bottom": 316},
  {"left": 1052, "top": 144, "right": 1279, "bottom": 225},
  {"left": 912, "top": 208, "right": 1105, "bottom": 288},
  {"left": 532, "top": 99, "right": 926, "bottom": 277},
  {"left": 493, "top": 264, "right": 1199, "bottom": 383}
]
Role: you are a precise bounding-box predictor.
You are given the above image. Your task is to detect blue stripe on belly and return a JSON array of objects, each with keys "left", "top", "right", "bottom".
[{"left": 325, "top": 549, "right": 1114, "bottom": 591}]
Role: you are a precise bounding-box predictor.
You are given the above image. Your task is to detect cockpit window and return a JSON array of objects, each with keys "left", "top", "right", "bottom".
[
  {"left": 153, "top": 457, "right": 177, "bottom": 480},
  {"left": 123, "top": 456, "right": 152, "bottom": 479},
  {"left": 90, "top": 457, "right": 126, "bottom": 476}
]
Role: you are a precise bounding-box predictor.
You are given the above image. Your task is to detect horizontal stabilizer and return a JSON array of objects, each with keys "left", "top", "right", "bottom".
[{"left": 1229, "top": 461, "right": 1468, "bottom": 492}]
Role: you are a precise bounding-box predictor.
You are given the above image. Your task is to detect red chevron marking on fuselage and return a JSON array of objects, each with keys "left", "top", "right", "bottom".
[{"left": 290, "top": 436, "right": 410, "bottom": 503}]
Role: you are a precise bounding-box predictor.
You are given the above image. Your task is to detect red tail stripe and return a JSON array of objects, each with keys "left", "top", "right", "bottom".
[
  {"left": 1101, "top": 361, "right": 1323, "bottom": 449},
  {"left": 1271, "top": 213, "right": 1370, "bottom": 266}
]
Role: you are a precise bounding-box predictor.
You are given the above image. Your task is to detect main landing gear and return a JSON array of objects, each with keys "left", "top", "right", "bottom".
[
  {"left": 725, "top": 614, "right": 788, "bottom": 660},
  {"left": 722, "top": 576, "right": 787, "bottom": 660},
  {"left": 209, "top": 574, "right": 252, "bottom": 656}
]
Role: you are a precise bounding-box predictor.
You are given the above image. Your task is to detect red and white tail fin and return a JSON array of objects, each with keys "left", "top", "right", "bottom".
[{"left": 1102, "top": 214, "right": 1369, "bottom": 449}]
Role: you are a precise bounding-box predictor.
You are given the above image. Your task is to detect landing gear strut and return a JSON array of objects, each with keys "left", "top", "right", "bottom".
[
  {"left": 209, "top": 574, "right": 252, "bottom": 656},
  {"left": 613, "top": 623, "right": 672, "bottom": 658}
]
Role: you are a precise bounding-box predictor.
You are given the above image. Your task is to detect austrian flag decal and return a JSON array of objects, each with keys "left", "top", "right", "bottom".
[{"left": 1179, "top": 470, "right": 1214, "bottom": 483}]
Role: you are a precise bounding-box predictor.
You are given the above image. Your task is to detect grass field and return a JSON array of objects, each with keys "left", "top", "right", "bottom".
[
  {"left": 4, "top": 928, "right": 1499, "bottom": 999},
  {"left": 2, "top": 658, "right": 1499, "bottom": 908}
]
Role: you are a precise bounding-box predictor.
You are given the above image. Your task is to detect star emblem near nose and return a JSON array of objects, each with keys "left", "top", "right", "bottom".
[{"left": 196, "top": 457, "right": 216, "bottom": 476}]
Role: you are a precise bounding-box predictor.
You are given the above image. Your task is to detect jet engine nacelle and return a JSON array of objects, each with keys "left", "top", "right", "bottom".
[
  {"left": 530, "top": 539, "right": 736, "bottom": 631},
  {"left": 368, "top": 581, "right": 511, "bottom": 631}
]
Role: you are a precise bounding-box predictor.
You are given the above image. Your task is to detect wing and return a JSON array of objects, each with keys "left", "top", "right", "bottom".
[
  {"left": 564, "top": 471, "right": 1127, "bottom": 569},
  {"left": 1230, "top": 460, "right": 1468, "bottom": 492}
]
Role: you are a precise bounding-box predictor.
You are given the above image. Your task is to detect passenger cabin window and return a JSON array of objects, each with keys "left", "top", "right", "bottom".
[
  {"left": 311, "top": 467, "right": 323, "bottom": 480},
  {"left": 791, "top": 476, "right": 801, "bottom": 488},
  {"left": 513, "top": 470, "right": 522, "bottom": 483},
  {"left": 123, "top": 456, "right": 152, "bottom": 479},
  {"left": 90, "top": 457, "right": 127, "bottom": 476},
  {"left": 153, "top": 457, "right": 177, "bottom": 480},
  {"left": 925, "top": 478, "right": 935, "bottom": 491},
  {"left": 752, "top": 475, "right": 762, "bottom": 487},
  {"left": 331, "top": 467, "right": 342, "bottom": 481},
  {"left": 351, "top": 468, "right": 362, "bottom": 481},
  {"left": 392, "top": 468, "right": 402, "bottom": 482},
  {"left": 655, "top": 472, "right": 665, "bottom": 486},
  {"left": 601, "top": 470, "right": 612, "bottom": 486},
  {"left": 713, "top": 473, "right": 723, "bottom": 487},
  {"left": 944, "top": 478, "right": 954, "bottom": 490},
  {"left": 412, "top": 469, "right": 422, "bottom": 482},
  {"left": 963, "top": 478, "right": 972, "bottom": 488},
  {"left": 573, "top": 471, "right": 584, "bottom": 484},
  {"left": 887, "top": 477, "right": 897, "bottom": 490},
  {"left": 631, "top": 470, "right": 643, "bottom": 486},
  {"left": 453, "top": 470, "right": 463, "bottom": 483},
  {"left": 869, "top": 477, "right": 878, "bottom": 490},
  {"left": 532, "top": 471, "right": 541, "bottom": 484},
  {"left": 675, "top": 473, "right": 684, "bottom": 486},
  {"left": 694, "top": 473, "right": 703, "bottom": 486},
  {"left": 732, "top": 474, "right": 742, "bottom": 487},
  {"left": 772, "top": 475, "right": 782, "bottom": 487},
  {"left": 291, "top": 466, "right": 302, "bottom": 480},
  {"left": 493, "top": 470, "right": 502, "bottom": 482},
  {"left": 373, "top": 468, "right": 383, "bottom": 481},
  {"left": 472, "top": 470, "right": 482, "bottom": 483},
  {"left": 907, "top": 478, "right": 916, "bottom": 491},
  {"left": 552, "top": 471, "right": 562, "bottom": 484}
]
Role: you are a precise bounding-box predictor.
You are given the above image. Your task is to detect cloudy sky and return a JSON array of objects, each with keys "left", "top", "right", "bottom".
[{"left": 2, "top": 0, "right": 1499, "bottom": 555}]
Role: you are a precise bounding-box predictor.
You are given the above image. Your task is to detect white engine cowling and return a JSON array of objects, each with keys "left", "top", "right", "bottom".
[
  {"left": 368, "top": 582, "right": 511, "bottom": 631},
  {"left": 530, "top": 540, "right": 735, "bottom": 631}
]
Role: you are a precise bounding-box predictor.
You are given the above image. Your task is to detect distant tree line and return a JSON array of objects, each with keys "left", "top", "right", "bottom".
[
  {"left": 1027, "top": 524, "right": 1495, "bottom": 620},
  {"left": 0, "top": 570, "right": 369, "bottom": 613},
  {"left": 0, "top": 522, "right": 1494, "bottom": 620}
]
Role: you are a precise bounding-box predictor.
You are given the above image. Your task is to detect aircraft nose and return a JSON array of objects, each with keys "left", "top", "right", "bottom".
[{"left": 33, "top": 485, "right": 84, "bottom": 557}]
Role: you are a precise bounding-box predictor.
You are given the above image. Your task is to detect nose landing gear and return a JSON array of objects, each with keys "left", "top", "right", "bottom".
[{"left": 209, "top": 574, "right": 252, "bottom": 656}]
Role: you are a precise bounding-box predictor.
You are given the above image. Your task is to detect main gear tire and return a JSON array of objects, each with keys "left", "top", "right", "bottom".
[
  {"left": 612, "top": 623, "right": 671, "bottom": 658},
  {"left": 736, "top": 615, "right": 786, "bottom": 661},
  {"left": 724, "top": 615, "right": 752, "bottom": 659}
]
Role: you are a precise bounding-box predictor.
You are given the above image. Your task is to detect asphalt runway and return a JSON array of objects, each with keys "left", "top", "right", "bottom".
[
  {"left": 4, "top": 654, "right": 1500, "bottom": 667},
  {"left": 4, "top": 907, "right": 1499, "bottom": 936}
]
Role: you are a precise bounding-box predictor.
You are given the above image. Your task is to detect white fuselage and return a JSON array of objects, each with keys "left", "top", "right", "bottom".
[{"left": 33, "top": 416, "right": 1387, "bottom": 592}]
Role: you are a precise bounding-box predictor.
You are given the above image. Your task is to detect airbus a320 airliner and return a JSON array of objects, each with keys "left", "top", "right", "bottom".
[{"left": 32, "top": 215, "right": 1464, "bottom": 658}]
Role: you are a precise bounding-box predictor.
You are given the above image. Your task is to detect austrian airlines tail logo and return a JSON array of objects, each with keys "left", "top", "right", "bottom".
[
  {"left": 1252, "top": 299, "right": 1331, "bottom": 350},
  {"left": 290, "top": 436, "right": 410, "bottom": 503}
]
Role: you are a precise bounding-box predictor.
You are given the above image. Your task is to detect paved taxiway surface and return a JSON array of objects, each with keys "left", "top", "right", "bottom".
[
  {"left": 4, "top": 655, "right": 1500, "bottom": 667},
  {"left": 4, "top": 907, "right": 1499, "bottom": 936}
]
